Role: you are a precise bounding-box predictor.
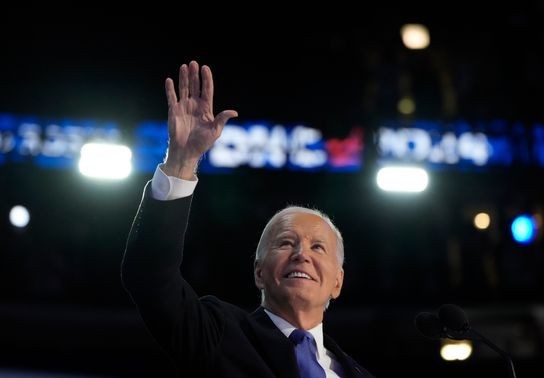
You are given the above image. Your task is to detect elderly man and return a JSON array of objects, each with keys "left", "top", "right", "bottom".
[{"left": 121, "top": 61, "right": 374, "bottom": 378}]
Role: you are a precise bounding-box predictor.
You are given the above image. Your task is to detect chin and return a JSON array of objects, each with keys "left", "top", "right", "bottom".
[{"left": 285, "top": 291, "right": 318, "bottom": 306}]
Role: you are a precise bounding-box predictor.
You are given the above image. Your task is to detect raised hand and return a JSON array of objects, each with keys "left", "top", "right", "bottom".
[{"left": 163, "top": 60, "right": 238, "bottom": 179}]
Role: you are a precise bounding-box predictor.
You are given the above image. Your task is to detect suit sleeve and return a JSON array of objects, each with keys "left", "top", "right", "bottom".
[{"left": 121, "top": 182, "right": 224, "bottom": 365}]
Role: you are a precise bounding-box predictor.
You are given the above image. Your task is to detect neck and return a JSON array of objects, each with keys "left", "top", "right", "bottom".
[{"left": 263, "top": 300, "right": 324, "bottom": 330}]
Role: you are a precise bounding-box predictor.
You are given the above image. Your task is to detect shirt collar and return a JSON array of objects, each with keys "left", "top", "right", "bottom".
[{"left": 263, "top": 308, "right": 326, "bottom": 359}]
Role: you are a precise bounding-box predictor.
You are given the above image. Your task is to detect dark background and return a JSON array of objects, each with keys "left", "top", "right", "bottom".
[{"left": 1, "top": 4, "right": 544, "bottom": 377}]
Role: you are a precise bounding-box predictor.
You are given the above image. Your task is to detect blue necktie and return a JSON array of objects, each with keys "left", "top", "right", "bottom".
[{"left": 289, "top": 329, "right": 326, "bottom": 378}]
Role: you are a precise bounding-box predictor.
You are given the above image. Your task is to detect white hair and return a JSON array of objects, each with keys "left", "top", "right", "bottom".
[{"left": 255, "top": 206, "right": 344, "bottom": 266}]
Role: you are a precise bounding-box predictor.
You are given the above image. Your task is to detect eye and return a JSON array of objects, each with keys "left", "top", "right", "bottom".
[
  {"left": 312, "top": 243, "right": 325, "bottom": 252},
  {"left": 279, "top": 240, "right": 294, "bottom": 247}
]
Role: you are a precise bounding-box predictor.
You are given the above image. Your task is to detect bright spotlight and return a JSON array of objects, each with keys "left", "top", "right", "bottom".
[
  {"left": 440, "top": 339, "right": 473, "bottom": 361},
  {"left": 474, "top": 212, "right": 491, "bottom": 230},
  {"left": 401, "top": 24, "right": 430, "bottom": 49},
  {"left": 511, "top": 215, "right": 537, "bottom": 244},
  {"left": 376, "top": 166, "right": 429, "bottom": 193},
  {"left": 9, "top": 205, "right": 30, "bottom": 228},
  {"left": 79, "top": 143, "right": 132, "bottom": 180}
]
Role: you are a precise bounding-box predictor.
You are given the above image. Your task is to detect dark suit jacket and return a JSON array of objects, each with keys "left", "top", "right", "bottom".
[{"left": 121, "top": 183, "right": 374, "bottom": 378}]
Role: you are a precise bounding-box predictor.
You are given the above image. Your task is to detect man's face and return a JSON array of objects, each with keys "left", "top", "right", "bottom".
[{"left": 254, "top": 212, "right": 344, "bottom": 312}]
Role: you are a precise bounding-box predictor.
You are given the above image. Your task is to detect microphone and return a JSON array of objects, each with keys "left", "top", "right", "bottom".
[
  {"left": 414, "top": 312, "right": 444, "bottom": 340},
  {"left": 438, "top": 303, "right": 471, "bottom": 340},
  {"left": 439, "top": 303, "right": 469, "bottom": 331},
  {"left": 415, "top": 304, "right": 517, "bottom": 378}
]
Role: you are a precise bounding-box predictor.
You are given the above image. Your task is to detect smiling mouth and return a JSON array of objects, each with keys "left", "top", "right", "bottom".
[{"left": 284, "top": 271, "right": 313, "bottom": 280}]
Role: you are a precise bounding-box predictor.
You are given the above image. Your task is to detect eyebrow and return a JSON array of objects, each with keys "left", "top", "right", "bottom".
[{"left": 275, "top": 231, "right": 296, "bottom": 239}]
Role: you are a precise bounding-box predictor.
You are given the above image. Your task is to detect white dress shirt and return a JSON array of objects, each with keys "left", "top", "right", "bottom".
[
  {"left": 264, "top": 309, "right": 343, "bottom": 378},
  {"left": 151, "top": 164, "right": 198, "bottom": 200},
  {"left": 150, "top": 164, "right": 343, "bottom": 377}
]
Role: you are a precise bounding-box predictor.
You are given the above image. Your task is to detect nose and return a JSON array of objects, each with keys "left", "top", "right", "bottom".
[{"left": 290, "top": 244, "right": 311, "bottom": 262}]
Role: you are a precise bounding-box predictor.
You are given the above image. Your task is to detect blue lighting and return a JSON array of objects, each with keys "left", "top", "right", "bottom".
[{"left": 511, "top": 215, "right": 537, "bottom": 244}]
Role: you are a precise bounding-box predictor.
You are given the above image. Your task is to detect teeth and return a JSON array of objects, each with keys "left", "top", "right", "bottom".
[{"left": 287, "top": 272, "right": 311, "bottom": 280}]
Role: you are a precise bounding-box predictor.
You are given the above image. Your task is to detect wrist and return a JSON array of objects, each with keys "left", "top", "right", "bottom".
[{"left": 162, "top": 158, "right": 200, "bottom": 180}]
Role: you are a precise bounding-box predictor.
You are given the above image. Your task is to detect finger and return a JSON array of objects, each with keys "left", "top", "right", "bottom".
[
  {"left": 213, "top": 110, "right": 238, "bottom": 138},
  {"left": 165, "top": 78, "right": 178, "bottom": 108},
  {"left": 215, "top": 110, "right": 238, "bottom": 128},
  {"left": 179, "top": 64, "right": 189, "bottom": 100},
  {"left": 189, "top": 60, "right": 200, "bottom": 98},
  {"left": 201, "top": 65, "right": 214, "bottom": 108}
]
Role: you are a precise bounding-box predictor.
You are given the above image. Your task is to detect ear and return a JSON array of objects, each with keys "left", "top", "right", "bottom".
[
  {"left": 331, "top": 268, "right": 344, "bottom": 299},
  {"left": 254, "top": 259, "right": 264, "bottom": 289}
]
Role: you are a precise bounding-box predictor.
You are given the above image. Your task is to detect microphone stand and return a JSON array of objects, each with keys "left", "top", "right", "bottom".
[
  {"left": 469, "top": 329, "right": 517, "bottom": 378},
  {"left": 416, "top": 306, "right": 518, "bottom": 378}
]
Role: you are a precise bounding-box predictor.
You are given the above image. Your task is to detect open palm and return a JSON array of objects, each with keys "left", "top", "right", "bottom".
[{"left": 164, "top": 61, "right": 237, "bottom": 172}]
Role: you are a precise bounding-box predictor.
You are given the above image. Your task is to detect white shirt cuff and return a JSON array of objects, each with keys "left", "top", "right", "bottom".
[{"left": 150, "top": 164, "right": 198, "bottom": 200}]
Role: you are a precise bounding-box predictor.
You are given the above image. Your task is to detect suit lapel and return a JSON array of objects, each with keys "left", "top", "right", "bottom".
[
  {"left": 246, "top": 307, "right": 299, "bottom": 378},
  {"left": 324, "top": 334, "right": 367, "bottom": 378}
]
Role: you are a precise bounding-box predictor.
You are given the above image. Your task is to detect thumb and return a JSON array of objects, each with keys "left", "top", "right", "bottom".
[{"left": 215, "top": 110, "right": 238, "bottom": 128}]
